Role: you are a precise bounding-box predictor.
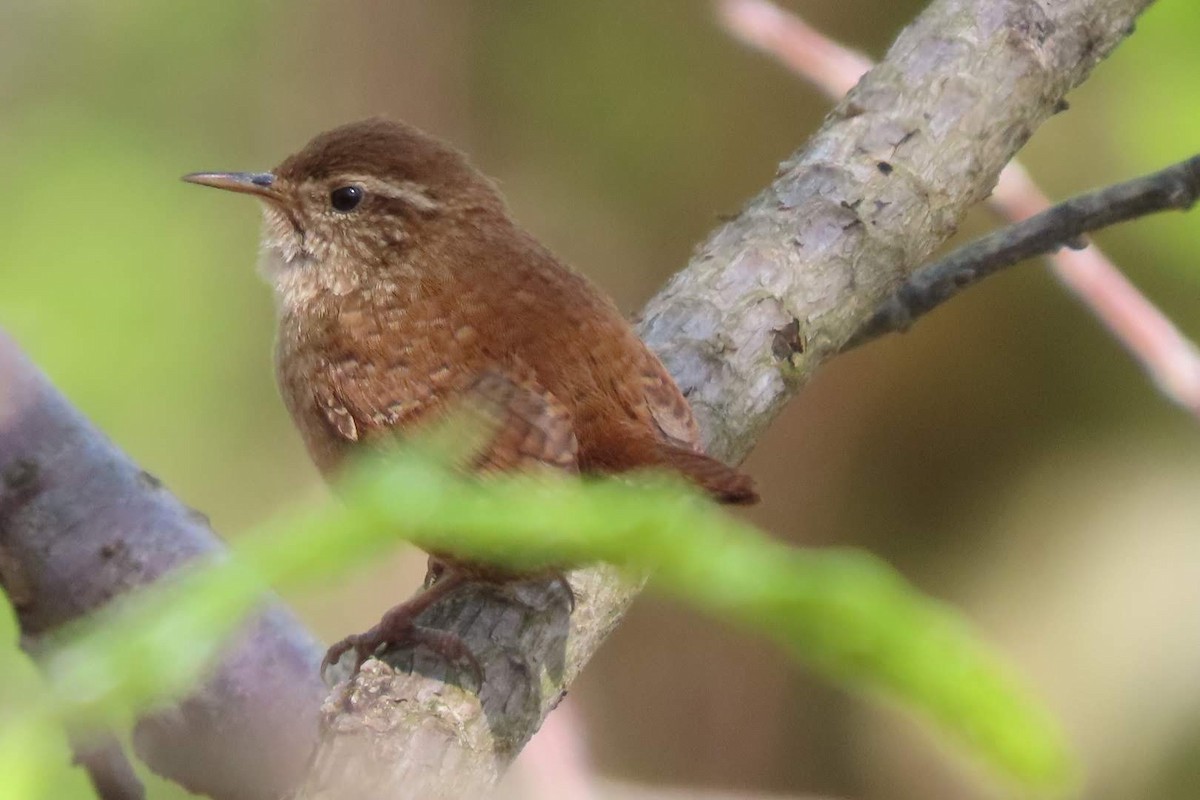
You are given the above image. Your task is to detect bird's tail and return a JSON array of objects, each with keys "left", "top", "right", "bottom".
[{"left": 656, "top": 444, "right": 758, "bottom": 505}]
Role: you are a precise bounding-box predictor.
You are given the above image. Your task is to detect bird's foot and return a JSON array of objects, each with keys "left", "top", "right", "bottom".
[
  {"left": 320, "top": 610, "right": 482, "bottom": 686},
  {"left": 423, "top": 555, "right": 448, "bottom": 589},
  {"left": 320, "top": 573, "right": 482, "bottom": 686}
]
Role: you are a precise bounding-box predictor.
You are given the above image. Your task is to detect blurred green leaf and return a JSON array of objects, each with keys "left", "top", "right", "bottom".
[{"left": 0, "top": 439, "right": 1075, "bottom": 797}]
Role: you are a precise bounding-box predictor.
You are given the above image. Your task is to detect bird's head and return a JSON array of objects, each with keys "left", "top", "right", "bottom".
[{"left": 184, "top": 118, "right": 503, "bottom": 306}]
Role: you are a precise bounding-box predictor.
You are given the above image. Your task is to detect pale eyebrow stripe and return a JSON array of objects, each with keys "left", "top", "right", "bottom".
[{"left": 336, "top": 174, "right": 440, "bottom": 213}]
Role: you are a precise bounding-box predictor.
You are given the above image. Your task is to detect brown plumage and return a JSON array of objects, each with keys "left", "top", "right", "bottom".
[{"left": 184, "top": 117, "right": 756, "bottom": 679}]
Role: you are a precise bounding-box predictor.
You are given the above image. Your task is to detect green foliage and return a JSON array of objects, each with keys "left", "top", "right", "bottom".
[
  {"left": 0, "top": 439, "right": 1076, "bottom": 798},
  {"left": 1108, "top": 1, "right": 1200, "bottom": 286}
]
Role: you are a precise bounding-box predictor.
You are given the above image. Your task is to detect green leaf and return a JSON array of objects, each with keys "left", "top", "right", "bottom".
[{"left": 0, "top": 443, "right": 1077, "bottom": 797}]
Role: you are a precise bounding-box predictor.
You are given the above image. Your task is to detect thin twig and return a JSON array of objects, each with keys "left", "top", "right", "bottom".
[
  {"left": 846, "top": 156, "right": 1200, "bottom": 356},
  {"left": 21, "top": 632, "right": 147, "bottom": 800},
  {"left": 717, "top": 0, "right": 871, "bottom": 96},
  {"left": 985, "top": 161, "right": 1200, "bottom": 412},
  {"left": 70, "top": 734, "right": 146, "bottom": 800},
  {"left": 718, "top": 0, "right": 1200, "bottom": 418}
]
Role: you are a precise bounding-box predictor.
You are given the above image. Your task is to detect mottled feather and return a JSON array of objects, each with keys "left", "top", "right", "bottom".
[{"left": 261, "top": 118, "right": 755, "bottom": 502}]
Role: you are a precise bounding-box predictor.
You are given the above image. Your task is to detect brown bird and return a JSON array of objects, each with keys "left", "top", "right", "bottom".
[{"left": 184, "top": 118, "right": 756, "bottom": 679}]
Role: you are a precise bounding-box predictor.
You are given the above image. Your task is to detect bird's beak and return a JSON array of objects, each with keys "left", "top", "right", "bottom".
[{"left": 181, "top": 171, "right": 281, "bottom": 200}]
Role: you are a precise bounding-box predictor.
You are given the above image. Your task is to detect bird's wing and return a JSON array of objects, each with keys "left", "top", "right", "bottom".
[
  {"left": 315, "top": 364, "right": 578, "bottom": 475},
  {"left": 638, "top": 357, "right": 702, "bottom": 451},
  {"left": 635, "top": 354, "right": 758, "bottom": 505},
  {"left": 463, "top": 369, "right": 579, "bottom": 475}
]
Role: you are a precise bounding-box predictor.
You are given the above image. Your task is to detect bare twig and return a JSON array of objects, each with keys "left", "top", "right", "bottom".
[
  {"left": 717, "top": 0, "right": 871, "bottom": 96},
  {"left": 69, "top": 734, "right": 146, "bottom": 800},
  {"left": 718, "top": 0, "right": 1200, "bottom": 418},
  {"left": 848, "top": 155, "right": 1200, "bottom": 354},
  {"left": 22, "top": 630, "right": 148, "bottom": 800},
  {"left": 985, "top": 162, "right": 1200, "bottom": 413}
]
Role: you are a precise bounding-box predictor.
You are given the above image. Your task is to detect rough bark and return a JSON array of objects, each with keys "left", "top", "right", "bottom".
[
  {"left": 0, "top": 335, "right": 327, "bottom": 800},
  {"left": 641, "top": 0, "right": 1151, "bottom": 459},
  {"left": 296, "top": 0, "right": 1154, "bottom": 797}
]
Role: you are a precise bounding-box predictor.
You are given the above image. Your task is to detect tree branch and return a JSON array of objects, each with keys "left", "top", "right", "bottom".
[
  {"left": 848, "top": 154, "right": 1200, "bottom": 349},
  {"left": 641, "top": 0, "right": 1152, "bottom": 457},
  {"left": 22, "top": 628, "right": 148, "bottom": 800},
  {"left": 984, "top": 160, "right": 1200, "bottom": 414},
  {"left": 0, "top": 333, "right": 327, "bottom": 800},
  {"left": 297, "top": 0, "right": 1155, "bottom": 797},
  {"left": 720, "top": 0, "right": 1200, "bottom": 418},
  {"left": 69, "top": 732, "right": 146, "bottom": 800}
]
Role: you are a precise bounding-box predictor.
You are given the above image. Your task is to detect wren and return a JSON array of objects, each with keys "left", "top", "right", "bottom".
[{"left": 184, "top": 118, "right": 757, "bottom": 680}]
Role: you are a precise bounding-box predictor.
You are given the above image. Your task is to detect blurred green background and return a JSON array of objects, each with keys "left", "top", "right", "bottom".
[{"left": 1, "top": 1, "right": 1198, "bottom": 798}]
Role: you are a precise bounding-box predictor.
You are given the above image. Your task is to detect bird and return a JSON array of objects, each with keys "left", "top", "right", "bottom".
[{"left": 183, "top": 117, "right": 757, "bottom": 681}]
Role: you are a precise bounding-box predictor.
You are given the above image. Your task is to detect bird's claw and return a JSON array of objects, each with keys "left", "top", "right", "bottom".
[
  {"left": 549, "top": 571, "right": 576, "bottom": 612},
  {"left": 320, "top": 617, "right": 483, "bottom": 687},
  {"left": 320, "top": 631, "right": 373, "bottom": 684}
]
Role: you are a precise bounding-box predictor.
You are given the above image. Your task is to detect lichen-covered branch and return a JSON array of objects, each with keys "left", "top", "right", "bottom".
[{"left": 297, "top": 0, "right": 1154, "bottom": 797}]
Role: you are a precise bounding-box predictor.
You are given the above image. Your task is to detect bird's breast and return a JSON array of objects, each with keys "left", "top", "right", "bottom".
[{"left": 273, "top": 284, "right": 485, "bottom": 474}]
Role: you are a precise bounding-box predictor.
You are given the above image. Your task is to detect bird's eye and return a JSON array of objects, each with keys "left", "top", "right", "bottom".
[{"left": 330, "top": 185, "right": 364, "bottom": 212}]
